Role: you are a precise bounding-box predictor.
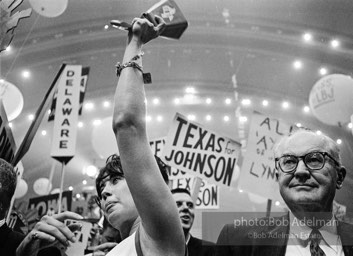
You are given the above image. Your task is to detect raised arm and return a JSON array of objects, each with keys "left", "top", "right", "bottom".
[{"left": 112, "top": 15, "right": 185, "bottom": 255}]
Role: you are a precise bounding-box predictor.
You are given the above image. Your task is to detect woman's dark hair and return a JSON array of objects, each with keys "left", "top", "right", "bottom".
[
  {"left": 0, "top": 159, "right": 17, "bottom": 219},
  {"left": 95, "top": 154, "right": 169, "bottom": 202}
]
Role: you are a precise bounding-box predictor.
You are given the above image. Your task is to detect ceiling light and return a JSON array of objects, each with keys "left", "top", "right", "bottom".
[
  {"left": 146, "top": 115, "right": 152, "bottom": 122},
  {"left": 296, "top": 123, "right": 302, "bottom": 127},
  {"left": 104, "top": 24, "right": 109, "bottom": 30},
  {"left": 293, "top": 60, "right": 302, "bottom": 70},
  {"left": 336, "top": 139, "right": 342, "bottom": 145},
  {"left": 93, "top": 119, "right": 102, "bottom": 126},
  {"left": 223, "top": 115, "right": 230, "bottom": 122},
  {"left": 78, "top": 121, "right": 84, "bottom": 128},
  {"left": 241, "top": 98, "right": 251, "bottom": 106},
  {"left": 153, "top": 98, "right": 160, "bottom": 105},
  {"left": 28, "top": 114, "right": 34, "bottom": 120},
  {"left": 206, "top": 98, "right": 212, "bottom": 104},
  {"left": 103, "top": 101, "right": 110, "bottom": 108},
  {"left": 282, "top": 102, "right": 289, "bottom": 109},
  {"left": 205, "top": 115, "right": 212, "bottom": 121},
  {"left": 174, "top": 98, "right": 180, "bottom": 105},
  {"left": 275, "top": 201, "right": 280, "bottom": 206},
  {"left": 316, "top": 130, "right": 322, "bottom": 135},
  {"left": 76, "top": 193, "right": 81, "bottom": 199},
  {"left": 239, "top": 116, "right": 247, "bottom": 123},
  {"left": 82, "top": 180, "right": 87, "bottom": 185},
  {"left": 156, "top": 115, "right": 163, "bottom": 122},
  {"left": 303, "top": 106, "right": 310, "bottom": 113},
  {"left": 41, "top": 130, "right": 47, "bottom": 136},
  {"left": 262, "top": 100, "right": 269, "bottom": 107},
  {"left": 225, "top": 98, "right": 232, "bottom": 105},
  {"left": 302, "top": 32, "right": 312, "bottom": 42},
  {"left": 319, "top": 67, "right": 328, "bottom": 76},
  {"left": 22, "top": 70, "right": 30, "bottom": 78},
  {"left": 185, "top": 87, "right": 196, "bottom": 94},
  {"left": 86, "top": 165, "right": 98, "bottom": 177},
  {"left": 187, "top": 114, "right": 196, "bottom": 121},
  {"left": 68, "top": 186, "right": 73, "bottom": 191},
  {"left": 330, "top": 39, "right": 340, "bottom": 48},
  {"left": 348, "top": 123, "right": 353, "bottom": 129},
  {"left": 84, "top": 102, "right": 94, "bottom": 111},
  {"left": 239, "top": 189, "right": 243, "bottom": 193}
]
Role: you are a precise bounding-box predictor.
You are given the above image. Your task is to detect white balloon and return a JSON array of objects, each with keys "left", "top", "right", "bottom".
[
  {"left": 29, "top": 0, "right": 68, "bottom": 18},
  {"left": 33, "top": 178, "right": 52, "bottom": 195},
  {"left": 0, "top": 80, "right": 24, "bottom": 121},
  {"left": 51, "top": 188, "right": 61, "bottom": 194},
  {"left": 309, "top": 74, "right": 353, "bottom": 126},
  {"left": 14, "top": 179, "right": 28, "bottom": 199},
  {"left": 91, "top": 117, "right": 119, "bottom": 159}
]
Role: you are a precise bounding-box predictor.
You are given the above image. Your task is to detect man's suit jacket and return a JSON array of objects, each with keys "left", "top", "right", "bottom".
[
  {"left": 216, "top": 214, "right": 353, "bottom": 256},
  {"left": 0, "top": 223, "right": 25, "bottom": 256},
  {"left": 188, "top": 235, "right": 216, "bottom": 256}
]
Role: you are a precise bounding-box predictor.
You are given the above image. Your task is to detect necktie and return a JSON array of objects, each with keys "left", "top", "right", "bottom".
[{"left": 309, "top": 229, "right": 326, "bottom": 256}]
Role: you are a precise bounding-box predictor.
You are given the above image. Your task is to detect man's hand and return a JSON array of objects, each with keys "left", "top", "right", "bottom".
[
  {"left": 16, "top": 211, "right": 83, "bottom": 256},
  {"left": 128, "top": 13, "right": 166, "bottom": 45}
]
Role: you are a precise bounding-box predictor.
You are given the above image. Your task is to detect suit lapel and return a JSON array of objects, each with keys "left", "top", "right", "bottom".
[
  {"left": 252, "top": 214, "right": 289, "bottom": 256},
  {"left": 338, "top": 221, "right": 353, "bottom": 256}
]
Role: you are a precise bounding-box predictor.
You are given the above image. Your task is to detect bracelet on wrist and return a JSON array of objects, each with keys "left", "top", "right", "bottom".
[{"left": 115, "top": 60, "right": 151, "bottom": 84}]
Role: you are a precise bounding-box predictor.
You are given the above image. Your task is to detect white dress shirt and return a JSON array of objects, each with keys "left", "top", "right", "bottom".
[{"left": 285, "top": 212, "right": 344, "bottom": 256}]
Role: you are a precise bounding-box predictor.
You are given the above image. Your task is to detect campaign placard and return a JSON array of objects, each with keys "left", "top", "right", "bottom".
[
  {"left": 65, "top": 221, "right": 93, "bottom": 256},
  {"left": 162, "top": 113, "right": 241, "bottom": 187},
  {"left": 150, "top": 137, "right": 219, "bottom": 209},
  {"left": 0, "top": 99, "right": 16, "bottom": 163},
  {"left": 51, "top": 65, "right": 82, "bottom": 163},
  {"left": 239, "top": 112, "right": 291, "bottom": 201},
  {"left": 28, "top": 191, "right": 72, "bottom": 217}
]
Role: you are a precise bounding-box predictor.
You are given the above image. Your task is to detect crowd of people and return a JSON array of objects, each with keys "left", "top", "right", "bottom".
[{"left": 0, "top": 13, "right": 352, "bottom": 256}]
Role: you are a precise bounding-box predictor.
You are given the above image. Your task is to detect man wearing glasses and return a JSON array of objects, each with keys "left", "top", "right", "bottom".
[{"left": 216, "top": 129, "right": 353, "bottom": 256}]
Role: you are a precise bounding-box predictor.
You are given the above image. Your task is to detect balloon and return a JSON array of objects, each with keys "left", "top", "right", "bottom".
[
  {"left": 14, "top": 179, "right": 28, "bottom": 199},
  {"left": 91, "top": 117, "right": 119, "bottom": 159},
  {"left": 309, "top": 74, "right": 353, "bottom": 126},
  {"left": 33, "top": 178, "right": 52, "bottom": 195},
  {"left": 29, "top": 0, "right": 68, "bottom": 18},
  {"left": 0, "top": 80, "right": 24, "bottom": 121},
  {"left": 51, "top": 188, "right": 60, "bottom": 194}
]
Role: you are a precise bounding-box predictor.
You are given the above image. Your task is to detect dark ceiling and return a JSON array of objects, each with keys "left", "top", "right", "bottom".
[{"left": 1, "top": 0, "right": 353, "bottom": 215}]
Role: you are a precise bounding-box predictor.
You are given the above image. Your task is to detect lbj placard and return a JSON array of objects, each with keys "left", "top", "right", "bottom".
[
  {"left": 162, "top": 113, "right": 241, "bottom": 187},
  {"left": 239, "top": 112, "right": 291, "bottom": 201}
]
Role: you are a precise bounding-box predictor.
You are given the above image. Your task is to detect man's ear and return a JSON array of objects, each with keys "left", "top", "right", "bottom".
[{"left": 336, "top": 166, "right": 346, "bottom": 189}]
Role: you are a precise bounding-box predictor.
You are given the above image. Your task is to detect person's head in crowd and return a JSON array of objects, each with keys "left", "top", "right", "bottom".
[
  {"left": 95, "top": 154, "right": 169, "bottom": 231},
  {"left": 0, "top": 158, "right": 17, "bottom": 219},
  {"left": 274, "top": 128, "right": 346, "bottom": 216},
  {"left": 101, "top": 217, "right": 121, "bottom": 244},
  {"left": 171, "top": 188, "right": 195, "bottom": 237}
]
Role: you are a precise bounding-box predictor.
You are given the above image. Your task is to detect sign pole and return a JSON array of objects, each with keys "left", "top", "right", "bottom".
[
  {"left": 191, "top": 177, "right": 202, "bottom": 203},
  {"left": 47, "top": 161, "right": 56, "bottom": 194},
  {"left": 266, "top": 199, "right": 272, "bottom": 218},
  {"left": 57, "top": 162, "right": 66, "bottom": 214}
]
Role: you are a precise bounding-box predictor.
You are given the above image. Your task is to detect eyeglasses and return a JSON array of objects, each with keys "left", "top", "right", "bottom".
[{"left": 275, "top": 151, "right": 340, "bottom": 173}]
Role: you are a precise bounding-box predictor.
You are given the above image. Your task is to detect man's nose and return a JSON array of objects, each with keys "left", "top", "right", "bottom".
[
  {"left": 294, "top": 159, "right": 311, "bottom": 180},
  {"left": 180, "top": 202, "right": 189, "bottom": 211}
]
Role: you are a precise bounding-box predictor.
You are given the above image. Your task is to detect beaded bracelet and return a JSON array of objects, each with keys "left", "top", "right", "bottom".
[{"left": 115, "top": 52, "right": 151, "bottom": 84}]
